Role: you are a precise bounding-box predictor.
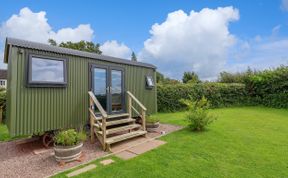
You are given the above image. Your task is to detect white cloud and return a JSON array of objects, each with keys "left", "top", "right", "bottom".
[
  {"left": 271, "top": 25, "right": 281, "bottom": 37},
  {"left": 226, "top": 38, "right": 288, "bottom": 74},
  {"left": 0, "top": 7, "right": 94, "bottom": 68},
  {"left": 100, "top": 40, "right": 132, "bottom": 59},
  {"left": 0, "top": 51, "right": 6, "bottom": 69},
  {"left": 0, "top": 7, "right": 94, "bottom": 44},
  {"left": 49, "top": 24, "right": 94, "bottom": 43},
  {"left": 281, "top": 0, "right": 288, "bottom": 11},
  {"left": 0, "top": 7, "right": 51, "bottom": 43},
  {"left": 140, "top": 7, "right": 239, "bottom": 80}
]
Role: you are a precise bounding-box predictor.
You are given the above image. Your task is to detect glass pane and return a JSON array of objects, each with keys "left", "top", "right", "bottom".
[
  {"left": 31, "top": 57, "right": 64, "bottom": 82},
  {"left": 111, "top": 70, "right": 122, "bottom": 112},
  {"left": 146, "top": 76, "right": 154, "bottom": 87},
  {"left": 93, "top": 68, "right": 107, "bottom": 111}
]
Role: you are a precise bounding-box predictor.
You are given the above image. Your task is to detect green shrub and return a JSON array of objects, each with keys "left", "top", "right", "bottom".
[
  {"left": 54, "top": 129, "right": 86, "bottom": 146},
  {"left": 146, "top": 115, "right": 159, "bottom": 123},
  {"left": 181, "top": 97, "right": 217, "bottom": 131},
  {"left": 157, "top": 82, "right": 249, "bottom": 112},
  {"left": 0, "top": 91, "right": 6, "bottom": 122}
]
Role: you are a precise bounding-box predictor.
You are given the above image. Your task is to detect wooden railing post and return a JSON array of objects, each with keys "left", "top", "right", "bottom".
[
  {"left": 90, "top": 98, "right": 95, "bottom": 143},
  {"left": 126, "top": 91, "right": 147, "bottom": 132},
  {"left": 102, "top": 116, "right": 107, "bottom": 150},
  {"left": 141, "top": 109, "right": 146, "bottom": 131},
  {"left": 88, "top": 91, "right": 109, "bottom": 150},
  {"left": 128, "top": 95, "right": 132, "bottom": 117}
]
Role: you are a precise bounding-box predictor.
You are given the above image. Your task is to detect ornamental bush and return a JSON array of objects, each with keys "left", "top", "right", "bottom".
[
  {"left": 54, "top": 129, "right": 86, "bottom": 146},
  {"left": 181, "top": 97, "right": 217, "bottom": 131}
]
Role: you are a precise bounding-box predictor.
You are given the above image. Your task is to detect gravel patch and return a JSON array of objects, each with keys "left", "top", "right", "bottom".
[{"left": 0, "top": 123, "right": 182, "bottom": 178}]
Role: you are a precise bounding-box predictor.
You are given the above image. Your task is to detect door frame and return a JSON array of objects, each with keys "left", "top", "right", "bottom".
[
  {"left": 89, "top": 63, "right": 126, "bottom": 115},
  {"left": 109, "top": 66, "right": 126, "bottom": 114}
]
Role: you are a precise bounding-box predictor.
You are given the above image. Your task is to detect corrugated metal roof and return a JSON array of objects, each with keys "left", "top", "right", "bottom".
[{"left": 4, "top": 37, "right": 156, "bottom": 69}]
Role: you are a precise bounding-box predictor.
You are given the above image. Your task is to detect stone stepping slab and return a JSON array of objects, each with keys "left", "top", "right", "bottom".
[
  {"left": 115, "top": 139, "right": 166, "bottom": 160},
  {"left": 100, "top": 159, "right": 115, "bottom": 165},
  {"left": 66, "top": 164, "right": 97, "bottom": 177}
]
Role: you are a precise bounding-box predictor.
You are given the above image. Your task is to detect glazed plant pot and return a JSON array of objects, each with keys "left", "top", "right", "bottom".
[
  {"left": 146, "top": 121, "right": 160, "bottom": 132},
  {"left": 54, "top": 142, "right": 83, "bottom": 163}
]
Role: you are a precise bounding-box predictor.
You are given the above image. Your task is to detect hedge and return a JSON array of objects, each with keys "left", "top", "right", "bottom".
[
  {"left": 245, "top": 66, "right": 288, "bottom": 108},
  {"left": 157, "top": 66, "right": 288, "bottom": 112},
  {"left": 157, "top": 83, "right": 250, "bottom": 112}
]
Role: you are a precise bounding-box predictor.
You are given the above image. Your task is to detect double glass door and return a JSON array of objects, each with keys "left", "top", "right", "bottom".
[{"left": 92, "top": 65, "right": 124, "bottom": 114}]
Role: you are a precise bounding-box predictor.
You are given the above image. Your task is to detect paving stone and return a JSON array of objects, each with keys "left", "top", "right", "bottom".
[
  {"left": 66, "top": 164, "right": 97, "bottom": 177},
  {"left": 115, "top": 150, "right": 137, "bottom": 160},
  {"left": 128, "top": 140, "right": 166, "bottom": 155},
  {"left": 100, "top": 159, "right": 115, "bottom": 166},
  {"left": 33, "top": 148, "right": 52, "bottom": 155}
]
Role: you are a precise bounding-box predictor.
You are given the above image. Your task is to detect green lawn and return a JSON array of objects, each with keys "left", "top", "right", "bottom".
[
  {"left": 53, "top": 107, "right": 288, "bottom": 178},
  {"left": 0, "top": 123, "right": 29, "bottom": 142},
  {"left": 0, "top": 123, "right": 11, "bottom": 141}
]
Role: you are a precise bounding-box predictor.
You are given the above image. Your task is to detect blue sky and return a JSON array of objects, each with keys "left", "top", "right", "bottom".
[{"left": 1, "top": 0, "right": 288, "bottom": 80}]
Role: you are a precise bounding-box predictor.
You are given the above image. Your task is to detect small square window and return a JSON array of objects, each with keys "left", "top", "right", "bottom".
[
  {"left": 27, "top": 55, "right": 67, "bottom": 87},
  {"left": 145, "top": 76, "right": 155, "bottom": 89}
]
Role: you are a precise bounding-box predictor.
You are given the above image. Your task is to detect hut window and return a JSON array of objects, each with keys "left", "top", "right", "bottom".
[
  {"left": 145, "top": 76, "right": 154, "bottom": 89},
  {"left": 27, "top": 55, "right": 67, "bottom": 87}
]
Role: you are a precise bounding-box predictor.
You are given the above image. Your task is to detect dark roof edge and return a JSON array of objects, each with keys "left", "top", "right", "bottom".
[{"left": 4, "top": 37, "right": 156, "bottom": 69}]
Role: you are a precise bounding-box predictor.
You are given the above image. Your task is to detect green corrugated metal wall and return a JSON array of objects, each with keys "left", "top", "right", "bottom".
[{"left": 7, "top": 46, "right": 157, "bottom": 136}]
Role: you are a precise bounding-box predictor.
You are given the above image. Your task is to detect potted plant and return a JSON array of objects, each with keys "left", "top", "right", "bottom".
[
  {"left": 146, "top": 115, "right": 160, "bottom": 132},
  {"left": 53, "top": 129, "right": 86, "bottom": 163}
]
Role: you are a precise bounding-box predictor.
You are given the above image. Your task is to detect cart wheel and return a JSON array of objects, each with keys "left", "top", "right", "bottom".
[{"left": 42, "top": 132, "right": 54, "bottom": 148}]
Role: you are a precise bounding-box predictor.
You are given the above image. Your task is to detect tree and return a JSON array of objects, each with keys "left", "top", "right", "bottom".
[
  {"left": 218, "top": 67, "right": 258, "bottom": 83},
  {"left": 48, "top": 39, "right": 102, "bottom": 54},
  {"left": 48, "top": 39, "right": 57, "bottom": 46},
  {"left": 182, "top": 71, "right": 200, "bottom": 83},
  {"left": 156, "top": 71, "right": 164, "bottom": 83},
  {"left": 59, "top": 41, "right": 102, "bottom": 54},
  {"left": 131, "top": 52, "right": 137, "bottom": 61}
]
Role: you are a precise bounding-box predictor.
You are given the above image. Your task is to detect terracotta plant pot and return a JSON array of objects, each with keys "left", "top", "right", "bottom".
[
  {"left": 54, "top": 142, "right": 83, "bottom": 162},
  {"left": 146, "top": 121, "right": 160, "bottom": 132}
]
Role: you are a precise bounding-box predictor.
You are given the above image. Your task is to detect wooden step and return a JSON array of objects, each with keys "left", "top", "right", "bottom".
[
  {"left": 106, "top": 130, "right": 147, "bottom": 144},
  {"left": 94, "top": 118, "right": 135, "bottom": 128},
  {"left": 96, "top": 124, "right": 141, "bottom": 135},
  {"left": 106, "top": 118, "right": 135, "bottom": 126},
  {"left": 107, "top": 113, "right": 129, "bottom": 119}
]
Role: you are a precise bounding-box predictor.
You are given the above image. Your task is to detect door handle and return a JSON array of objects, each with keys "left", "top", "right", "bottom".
[{"left": 106, "top": 86, "right": 112, "bottom": 93}]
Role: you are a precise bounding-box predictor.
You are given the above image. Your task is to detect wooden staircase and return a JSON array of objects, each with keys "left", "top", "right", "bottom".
[{"left": 88, "top": 91, "right": 147, "bottom": 152}]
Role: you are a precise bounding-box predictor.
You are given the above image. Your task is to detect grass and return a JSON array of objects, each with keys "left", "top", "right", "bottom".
[
  {"left": 53, "top": 107, "right": 288, "bottom": 177},
  {"left": 0, "top": 123, "right": 29, "bottom": 142},
  {"left": 0, "top": 123, "right": 11, "bottom": 141}
]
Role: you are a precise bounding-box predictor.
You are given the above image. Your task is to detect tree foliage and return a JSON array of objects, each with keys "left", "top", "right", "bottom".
[
  {"left": 131, "top": 52, "right": 137, "bottom": 61},
  {"left": 156, "top": 72, "right": 165, "bottom": 83},
  {"left": 218, "top": 67, "right": 257, "bottom": 83},
  {"left": 48, "top": 39, "right": 57, "bottom": 46},
  {"left": 156, "top": 71, "right": 180, "bottom": 84},
  {"left": 182, "top": 71, "right": 201, "bottom": 83},
  {"left": 48, "top": 39, "right": 102, "bottom": 54}
]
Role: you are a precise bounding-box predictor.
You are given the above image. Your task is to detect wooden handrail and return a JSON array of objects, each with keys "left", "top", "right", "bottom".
[
  {"left": 127, "top": 91, "right": 147, "bottom": 111},
  {"left": 127, "top": 91, "right": 146, "bottom": 131},
  {"left": 88, "top": 91, "right": 107, "bottom": 150},
  {"left": 88, "top": 91, "right": 108, "bottom": 118}
]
